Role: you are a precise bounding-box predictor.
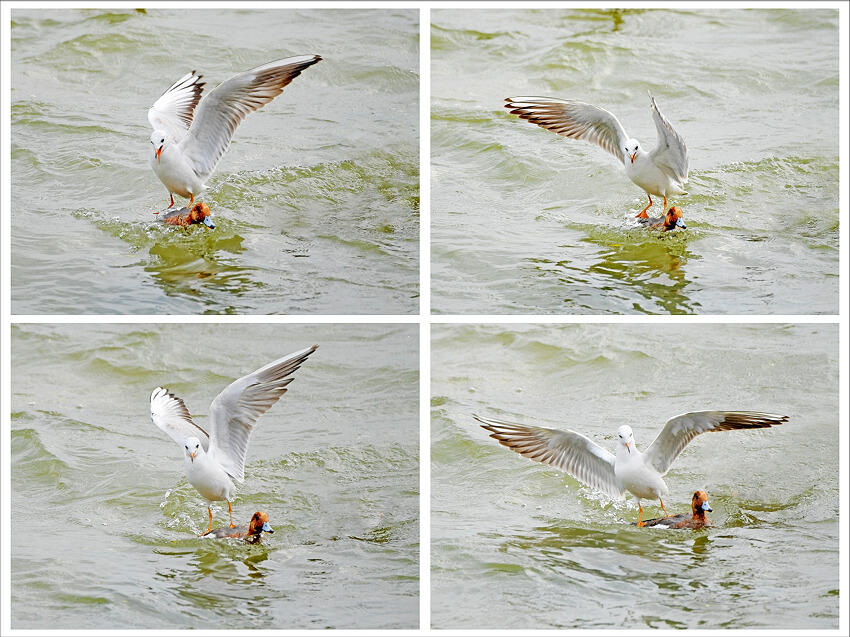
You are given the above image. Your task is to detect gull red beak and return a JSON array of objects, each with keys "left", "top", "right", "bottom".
[
  {"left": 629, "top": 153, "right": 636, "bottom": 164},
  {"left": 190, "top": 451, "right": 195, "bottom": 462},
  {"left": 156, "top": 146, "right": 163, "bottom": 163}
]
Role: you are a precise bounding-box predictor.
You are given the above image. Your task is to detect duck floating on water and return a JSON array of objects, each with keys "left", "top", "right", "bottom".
[
  {"left": 205, "top": 511, "right": 274, "bottom": 543},
  {"left": 156, "top": 202, "right": 215, "bottom": 229},
  {"left": 638, "top": 490, "right": 712, "bottom": 529},
  {"left": 637, "top": 206, "right": 685, "bottom": 231}
]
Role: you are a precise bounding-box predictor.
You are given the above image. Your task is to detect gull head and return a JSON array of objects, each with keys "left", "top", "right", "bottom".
[
  {"left": 624, "top": 139, "right": 641, "bottom": 164},
  {"left": 184, "top": 436, "right": 203, "bottom": 463},
  {"left": 150, "top": 130, "right": 167, "bottom": 163},
  {"left": 617, "top": 425, "right": 634, "bottom": 453}
]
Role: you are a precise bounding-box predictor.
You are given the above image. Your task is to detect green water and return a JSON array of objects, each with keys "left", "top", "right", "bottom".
[
  {"left": 431, "top": 9, "right": 839, "bottom": 314},
  {"left": 10, "top": 8, "right": 420, "bottom": 314},
  {"left": 431, "top": 323, "right": 839, "bottom": 629},
  {"left": 10, "top": 323, "right": 419, "bottom": 629}
]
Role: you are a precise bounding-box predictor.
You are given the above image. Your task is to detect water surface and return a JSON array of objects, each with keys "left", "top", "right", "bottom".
[
  {"left": 431, "top": 9, "right": 839, "bottom": 314},
  {"left": 431, "top": 323, "right": 838, "bottom": 629},
  {"left": 11, "top": 323, "right": 419, "bottom": 629},
  {"left": 11, "top": 8, "right": 420, "bottom": 314}
]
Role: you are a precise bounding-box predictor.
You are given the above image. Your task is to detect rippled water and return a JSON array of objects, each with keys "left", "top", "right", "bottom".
[
  {"left": 10, "top": 323, "right": 419, "bottom": 629},
  {"left": 431, "top": 323, "right": 839, "bottom": 629},
  {"left": 10, "top": 8, "right": 419, "bottom": 314},
  {"left": 431, "top": 8, "right": 839, "bottom": 314}
]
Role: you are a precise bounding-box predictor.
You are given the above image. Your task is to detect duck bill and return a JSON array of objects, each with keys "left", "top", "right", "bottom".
[
  {"left": 676, "top": 218, "right": 686, "bottom": 229},
  {"left": 701, "top": 502, "right": 712, "bottom": 512},
  {"left": 203, "top": 216, "right": 215, "bottom": 229},
  {"left": 262, "top": 522, "right": 274, "bottom": 533}
]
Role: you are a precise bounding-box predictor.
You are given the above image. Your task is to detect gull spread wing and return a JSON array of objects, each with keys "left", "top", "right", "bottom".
[
  {"left": 207, "top": 345, "right": 319, "bottom": 482},
  {"left": 148, "top": 71, "right": 206, "bottom": 144},
  {"left": 474, "top": 415, "right": 625, "bottom": 499},
  {"left": 181, "top": 54, "right": 322, "bottom": 183},
  {"left": 150, "top": 387, "right": 210, "bottom": 452},
  {"left": 647, "top": 96, "right": 689, "bottom": 185},
  {"left": 505, "top": 96, "right": 630, "bottom": 164},
  {"left": 643, "top": 411, "right": 788, "bottom": 476}
]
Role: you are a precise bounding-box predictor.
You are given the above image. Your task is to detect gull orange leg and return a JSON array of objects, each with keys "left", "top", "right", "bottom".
[
  {"left": 228, "top": 501, "right": 235, "bottom": 528},
  {"left": 636, "top": 195, "right": 653, "bottom": 219},
  {"left": 660, "top": 498, "right": 669, "bottom": 518},
  {"left": 199, "top": 506, "right": 213, "bottom": 536},
  {"left": 662, "top": 196, "right": 668, "bottom": 213},
  {"left": 188, "top": 194, "right": 195, "bottom": 207},
  {"left": 636, "top": 501, "right": 645, "bottom": 527},
  {"left": 156, "top": 193, "right": 176, "bottom": 215}
]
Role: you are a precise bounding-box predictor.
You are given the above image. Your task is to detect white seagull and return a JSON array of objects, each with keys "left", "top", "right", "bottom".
[
  {"left": 150, "top": 345, "right": 318, "bottom": 535},
  {"left": 504, "top": 95, "right": 689, "bottom": 218},
  {"left": 148, "top": 55, "right": 322, "bottom": 210},
  {"left": 474, "top": 411, "right": 787, "bottom": 526}
]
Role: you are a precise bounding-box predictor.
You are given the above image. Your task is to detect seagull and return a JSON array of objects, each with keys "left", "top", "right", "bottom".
[
  {"left": 148, "top": 55, "right": 322, "bottom": 210},
  {"left": 474, "top": 411, "right": 787, "bottom": 526},
  {"left": 150, "top": 345, "right": 318, "bottom": 535},
  {"left": 504, "top": 95, "right": 689, "bottom": 218}
]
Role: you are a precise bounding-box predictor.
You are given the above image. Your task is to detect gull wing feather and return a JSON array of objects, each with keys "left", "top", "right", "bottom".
[
  {"left": 647, "top": 96, "right": 689, "bottom": 185},
  {"left": 150, "top": 387, "right": 210, "bottom": 452},
  {"left": 207, "top": 345, "right": 319, "bottom": 483},
  {"left": 643, "top": 411, "right": 788, "bottom": 476},
  {"left": 474, "top": 415, "right": 625, "bottom": 499},
  {"left": 148, "top": 71, "right": 206, "bottom": 144},
  {"left": 180, "top": 54, "right": 322, "bottom": 183},
  {"left": 505, "top": 96, "right": 630, "bottom": 164}
]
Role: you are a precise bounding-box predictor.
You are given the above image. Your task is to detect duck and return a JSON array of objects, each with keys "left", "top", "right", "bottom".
[
  {"left": 156, "top": 202, "right": 214, "bottom": 229},
  {"left": 638, "top": 490, "right": 712, "bottom": 529},
  {"left": 637, "top": 206, "right": 686, "bottom": 231},
  {"left": 150, "top": 345, "right": 318, "bottom": 535},
  {"left": 474, "top": 411, "right": 787, "bottom": 527},
  {"left": 206, "top": 511, "right": 274, "bottom": 543}
]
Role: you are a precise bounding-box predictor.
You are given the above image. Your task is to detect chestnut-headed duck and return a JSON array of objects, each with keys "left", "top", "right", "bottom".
[
  {"left": 205, "top": 511, "right": 274, "bottom": 543},
  {"left": 475, "top": 411, "right": 787, "bottom": 527},
  {"left": 639, "top": 491, "right": 712, "bottom": 529},
  {"left": 156, "top": 202, "right": 215, "bottom": 229},
  {"left": 637, "top": 206, "right": 686, "bottom": 231},
  {"left": 150, "top": 346, "right": 318, "bottom": 535}
]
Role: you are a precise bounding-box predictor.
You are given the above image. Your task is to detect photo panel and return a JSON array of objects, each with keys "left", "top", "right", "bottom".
[
  {"left": 10, "top": 7, "right": 420, "bottom": 315},
  {"left": 431, "top": 322, "right": 839, "bottom": 629},
  {"left": 431, "top": 8, "right": 838, "bottom": 314},
  {"left": 9, "top": 322, "right": 419, "bottom": 629}
]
